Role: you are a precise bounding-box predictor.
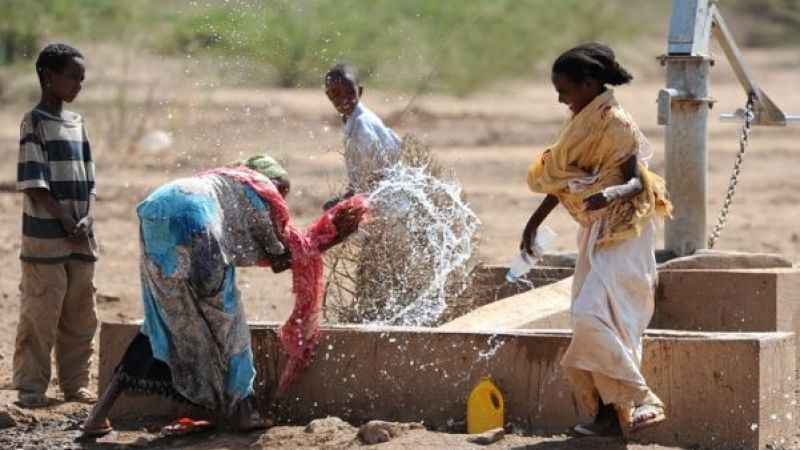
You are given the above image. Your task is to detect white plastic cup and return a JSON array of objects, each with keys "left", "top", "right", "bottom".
[
  {"left": 505, "top": 226, "right": 557, "bottom": 283},
  {"left": 506, "top": 252, "right": 535, "bottom": 283}
]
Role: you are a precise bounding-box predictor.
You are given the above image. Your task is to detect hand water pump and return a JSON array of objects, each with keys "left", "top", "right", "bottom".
[{"left": 658, "top": 0, "right": 799, "bottom": 256}]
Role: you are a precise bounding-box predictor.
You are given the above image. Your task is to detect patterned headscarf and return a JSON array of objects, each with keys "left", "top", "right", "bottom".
[{"left": 241, "top": 154, "right": 289, "bottom": 184}]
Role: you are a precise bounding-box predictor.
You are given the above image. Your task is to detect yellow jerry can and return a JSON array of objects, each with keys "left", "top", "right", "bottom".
[{"left": 467, "top": 377, "right": 504, "bottom": 434}]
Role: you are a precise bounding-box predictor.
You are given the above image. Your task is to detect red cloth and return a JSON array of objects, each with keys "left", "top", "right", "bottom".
[{"left": 200, "top": 167, "right": 368, "bottom": 392}]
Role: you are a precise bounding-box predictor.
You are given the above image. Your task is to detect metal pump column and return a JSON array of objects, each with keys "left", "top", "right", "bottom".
[{"left": 659, "top": 0, "right": 715, "bottom": 256}]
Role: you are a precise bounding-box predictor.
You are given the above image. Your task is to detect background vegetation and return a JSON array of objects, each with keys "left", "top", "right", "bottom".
[{"left": 0, "top": 0, "right": 794, "bottom": 94}]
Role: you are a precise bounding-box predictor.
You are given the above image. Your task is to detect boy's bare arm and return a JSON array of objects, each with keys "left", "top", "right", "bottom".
[{"left": 23, "top": 188, "right": 78, "bottom": 234}]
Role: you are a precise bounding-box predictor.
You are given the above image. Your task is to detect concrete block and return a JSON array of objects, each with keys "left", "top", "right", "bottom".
[
  {"left": 440, "top": 277, "right": 572, "bottom": 331},
  {"left": 658, "top": 250, "right": 793, "bottom": 270},
  {"left": 654, "top": 269, "right": 800, "bottom": 333},
  {"left": 98, "top": 322, "right": 795, "bottom": 449}
]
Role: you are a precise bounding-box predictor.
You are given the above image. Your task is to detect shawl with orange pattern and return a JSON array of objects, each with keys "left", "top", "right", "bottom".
[{"left": 527, "top": 90, "right": 672, "bottom": 248}]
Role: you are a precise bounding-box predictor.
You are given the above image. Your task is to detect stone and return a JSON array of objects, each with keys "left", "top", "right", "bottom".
[
  {"left": 358, "top": 421, "right": 392, "bottom": 444},
  {"left": 357, "top": 420, "right": 422, "bottom": 445},
  {"left": 467, "top": 427, "right": 505, "bottom": 445},
  {"left": 304, "top": 416, "right": 354, "bottom": 434}
]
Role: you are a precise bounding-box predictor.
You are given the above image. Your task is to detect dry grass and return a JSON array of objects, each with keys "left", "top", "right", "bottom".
[{"left": 323, "top": 135, "right": 479, "bottom": 325}]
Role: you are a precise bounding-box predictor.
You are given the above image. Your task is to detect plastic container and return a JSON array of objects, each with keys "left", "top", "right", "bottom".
[
  {"left": 505, "top": 225, "right": 556, "bottom": 283},
  {"left": 467, "top": 377, "right": 504, "bottom": 434}
]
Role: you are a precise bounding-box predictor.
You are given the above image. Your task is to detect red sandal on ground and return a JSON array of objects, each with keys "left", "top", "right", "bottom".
[{"left": 162, "top": 417, "right": 214, "bottom": 436}]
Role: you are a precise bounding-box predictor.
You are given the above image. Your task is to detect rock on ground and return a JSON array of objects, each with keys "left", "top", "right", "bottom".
[
  {"left": 467, "top": 427, "right": 505, "bottom": 445},
  {"left": 357, "top": 420, "right": 425, "bottom": 445},
  {"left": 304, "top": 416, "right": 356, "bottom": 434}
]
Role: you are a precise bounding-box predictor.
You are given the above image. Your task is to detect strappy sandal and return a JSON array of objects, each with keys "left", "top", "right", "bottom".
[{"left": 630, "top": 404, "right": 666, "bottom": 432}]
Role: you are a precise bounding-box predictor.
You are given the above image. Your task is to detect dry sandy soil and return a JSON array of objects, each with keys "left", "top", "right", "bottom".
[{"left": 0, "top": 40, "right": 797, "bottom": 449}]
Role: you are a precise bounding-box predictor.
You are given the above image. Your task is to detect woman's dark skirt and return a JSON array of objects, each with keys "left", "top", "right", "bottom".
[{"left": 115, "top": 332, "right": 195, "bottom": 406}]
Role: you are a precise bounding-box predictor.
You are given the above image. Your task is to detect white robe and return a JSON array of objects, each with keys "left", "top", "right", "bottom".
[{"left": 561, "top": 217, "right": 662, "bottom": 412}]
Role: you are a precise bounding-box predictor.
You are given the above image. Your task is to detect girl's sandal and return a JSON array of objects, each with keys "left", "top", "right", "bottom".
[{"left": 630, "top": 404, "right": 666, "bottom": 433}]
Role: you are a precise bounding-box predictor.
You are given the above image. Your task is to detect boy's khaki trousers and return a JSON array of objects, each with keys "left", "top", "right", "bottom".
[{"left": 13, "top": 260, "right": 97, "bottom": 395}]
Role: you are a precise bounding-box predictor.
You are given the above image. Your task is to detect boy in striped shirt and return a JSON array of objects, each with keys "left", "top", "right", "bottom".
[{"left": 13, "top": 43, "right": 98, "bottom": 408}]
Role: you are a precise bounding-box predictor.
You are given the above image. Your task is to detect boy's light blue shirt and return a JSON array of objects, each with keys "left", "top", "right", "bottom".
[{"left": 343, "top": 102, "right": 402, "bottom": 189}]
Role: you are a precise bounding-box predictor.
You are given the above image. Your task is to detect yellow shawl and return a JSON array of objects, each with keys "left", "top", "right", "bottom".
[{"left": 527, "top": 90, "right": 672, "bottom": 248}]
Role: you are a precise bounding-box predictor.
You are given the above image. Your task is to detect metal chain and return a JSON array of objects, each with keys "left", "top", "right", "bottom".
[{"left": 707, "top": 93, "right": 755, "bottom": 249}]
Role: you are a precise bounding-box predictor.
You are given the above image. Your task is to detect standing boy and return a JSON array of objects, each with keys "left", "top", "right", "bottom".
[
  {"left": 14, "top": 43, "right": 98, "bottom": 407},
  {"left": 323, "top": 63, "right": 402, "bottom": 209}
]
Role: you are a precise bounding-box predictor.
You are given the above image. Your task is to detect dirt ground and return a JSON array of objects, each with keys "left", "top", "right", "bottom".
[
  {"left": 0, "top": 388, "right": 686, "bottom": 450},
  {"left": 0, "top": 41, "right": 798, "bottom": 449}
]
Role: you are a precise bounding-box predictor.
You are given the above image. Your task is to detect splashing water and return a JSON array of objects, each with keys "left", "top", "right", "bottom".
[
  {"left": 353, "top": 163, "right": 480, "bottom": 326},
  {"left": 507, "top": 276, "right": 536, "bottom": 290},
  {"left": 476, "top": 335, "right": 506, "bottom": 362}
]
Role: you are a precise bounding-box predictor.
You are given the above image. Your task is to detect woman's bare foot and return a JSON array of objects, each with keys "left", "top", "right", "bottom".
[
  {"left": 81, "top": 369, "right": 123, "bottom": 438},
  {"left": 81, "top": 418, "right": 113, "bottom": 437}
]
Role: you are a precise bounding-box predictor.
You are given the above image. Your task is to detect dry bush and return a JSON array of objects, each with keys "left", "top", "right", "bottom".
[
  {"left": 323, "top": 135, "right": 480, "bottom": 326},
  {"left": 398, "top": 134, "right": 443, "bottom": 178}
]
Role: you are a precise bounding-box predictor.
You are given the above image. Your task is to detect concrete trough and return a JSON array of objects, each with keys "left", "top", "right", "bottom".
[
  {"left": 656, "top": 268, "right": 800, "bottom": 371},
  {"left": 444, "top": 268, "right": 800, "bottom": 335},
  {"left": 99, "top": 322, "right": 795, "bottom": 450},
  {"left": 654, "top": 268, "right": 800, "bottom": 333},
  {"left": 441, "top": 277, "right": 573, "bottom": 331}
]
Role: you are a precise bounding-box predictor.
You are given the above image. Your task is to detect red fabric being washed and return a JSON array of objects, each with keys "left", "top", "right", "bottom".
[{"left": 201, "top": 166, "right": 369, "bottom": 392}]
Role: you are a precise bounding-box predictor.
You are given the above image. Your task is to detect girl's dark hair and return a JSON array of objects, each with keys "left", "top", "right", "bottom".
[
  {"left": 552, "top": 42, "right": 633, "bottom": 86},
  {"left": 35, "top": 43, "right": 83, "bottom": 85}
]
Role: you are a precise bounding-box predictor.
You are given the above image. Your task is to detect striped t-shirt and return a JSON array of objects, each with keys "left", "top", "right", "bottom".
[{"left": 17, "top": 108, "right": 98, "bottom": 263}]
